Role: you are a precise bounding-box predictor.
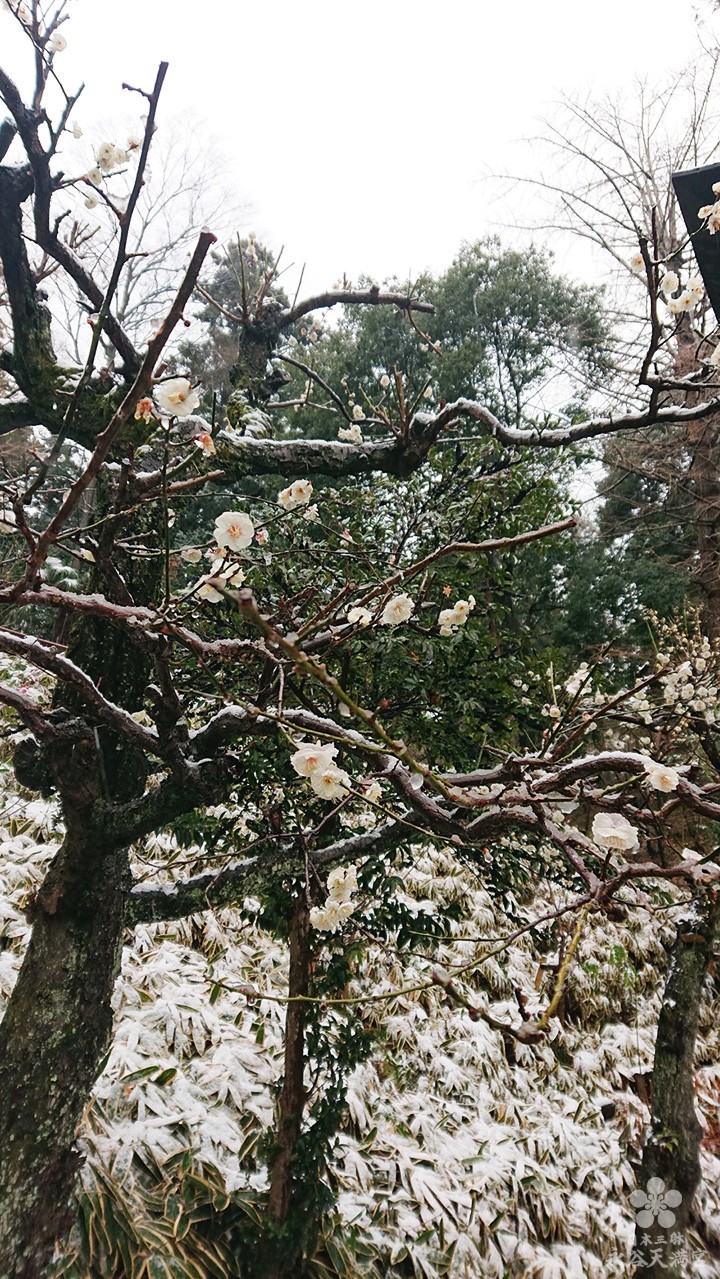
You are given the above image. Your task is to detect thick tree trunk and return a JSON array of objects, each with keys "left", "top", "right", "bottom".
[
  {"left": 633, "top": 892, "right": 718, "bottom": 1278},
  {"left": 0, "top": 488, "right": 162, "bottom": 1274},
  {"left": 261, "top": 891, "right": 311, "bottom": 1279},
  {"left": 0, "top": 820, "right": 128, "bottom": 1278}
]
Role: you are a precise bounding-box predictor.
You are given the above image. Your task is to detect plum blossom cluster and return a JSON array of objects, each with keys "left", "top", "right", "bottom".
[
  {"left": 278, "top": 480, "right": 313, "bottom": 511},
  {"left": 189, "top": 510, "right": 256, "bottom": 603},
  {"left": 438, "top": 595, "right": 475, "bottom": 636},
  {"left": 658, "top": 637, "right": 719, "bottom": 726},
  {"left": 629, "top": 251, "right": 704, "bottom": 314},
  {"left": 196, "top": 557, "right": 245, "bottom": 603},
  {"left": 344, "top": 594, "right": 417, "bottom": 629},
  {"left": 624, "top": 687, "right": 654, "bottom": 726},
  {"left": 309, "top": 865, "right": 359, "bottom": 933},
  {"left": 565, "top": 662, "right": 591, "bottom": 698},
  {"left": 698, "top": 182, "right": 720, "bottom": 234},
  {"left": 660, "top": 272, "right": 703, "bottom": 316},
  {"left": 588, "top": 759, "right": 680, "bottom": 858},
  {"left": 290, "top": 740, "right": 352, "bottom": 802},
  {"left": 338, "top": 424, "right": 363, "bottom": 444},
  {"left": 84, "top": 136, "right": 141, "bottom": 203}
]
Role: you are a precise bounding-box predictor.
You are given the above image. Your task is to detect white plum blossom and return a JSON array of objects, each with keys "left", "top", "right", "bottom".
[
  {"left": 95, "top": 141, "right": 129, "bottom": 173},
  {"left": 380, "top": 373, "right": 391, "bottom": 388},
  {"left": 86, "top": 167, "right": 103, "bottom": 188},
  {"left": 642, "top": 759, "right": 680, "bottom": 793},
  {"left": 438, "top": 596, "right": 475, "bottom": 636},
  {"left": 565, "top": 663, "right": 590, "bottom": 698},
  {"left": 676, "top": 289, "right": 697, "bottom": 312},
  {"left": 629, "top": 252, "right": 645, "bottom": 275},
  {"left": 591, "top": 812, "right": 639, "bottom": 852},
  {"left": 48, "top": 31, "right": 66, "bottom": 51},
  {"left": 347, "top": 605, "right": 373, "bottom": 627},
  {"left": 338, "top": 424, "right": 363, "bottom": 444},
  {"left": 290, "top": 741, "right": 338, "bottom": 777},
  {"left": 213, "top": 511, "right": 255, "bottom": 552},
  {"left": 278, "top": 479, "right": 313, "bottom": 511},
  {"left": 310, "top": 864, "right": 359, "bottom": 931},
  {"left": 180, "top": 547, "right": 202, "bottom": 564},
  {"left": 302, "top": 503, "right": 319, "bottom": 522},
  {"left": 206, "top": 555, "right": 246, "bottom": 587},
  {"left": 154, "top": 378, "right": 200, "bottom": 418},
  {"left": 326, "top": 865, "right": 358, "bottom": 903},
  {"left": 309, "top": 898, "right": 354, "bottom": 932},
  {"left": 309, "top": 764, "right": 352, "bottom": 801},
  {"left": 660, "top": 271, "right": 678, "bottom": 295},
  {"left": 196, "top": 580, "right": 225, "bottom": 603},
  {"left": 352, "top": 405, "right": 366, "bottom": 421},
  {"left": 195, "top": 556, "right": 245, "bottom": 601},
  {"left": 699, "top": 194, "right": 720, "bottom": 234},
  {"left": 380, "top": 594, "right": 414, "bottom": 627},
  {"left": 84, "top": 194, "right": 99, "bottom": 210}
]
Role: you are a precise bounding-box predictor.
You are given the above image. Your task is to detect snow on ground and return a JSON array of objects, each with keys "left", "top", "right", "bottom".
[{"left": 1, "top": 785, "right": 720, "bottom": 1276}]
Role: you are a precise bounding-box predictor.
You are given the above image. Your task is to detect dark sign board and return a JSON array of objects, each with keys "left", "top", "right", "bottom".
[{"left": 672, "top": 163, "right": 720, "bottom": 323}]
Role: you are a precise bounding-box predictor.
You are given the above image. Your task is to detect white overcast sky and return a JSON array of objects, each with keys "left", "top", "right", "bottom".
[{"left": 3, "top": 0, "right": 717, "bottom": 294}]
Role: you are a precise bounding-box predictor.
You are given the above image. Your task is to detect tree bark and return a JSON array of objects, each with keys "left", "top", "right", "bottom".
[
  {"left": 0, "top": 476, "right": 163, "bottom": 1272},
  {"left": 0, "top": 781, "right": 128, "bottom": 1277},
  {"left": 633, "top": 891, "right": 719, "bottom": 1278},
  {"left": 260, "top": 891, "right": 311, "bottom": 1279}
]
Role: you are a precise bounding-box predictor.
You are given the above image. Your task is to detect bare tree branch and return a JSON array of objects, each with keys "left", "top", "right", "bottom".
[{"left": 281, "top": 287, "right": 434, "bottom": 327}]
